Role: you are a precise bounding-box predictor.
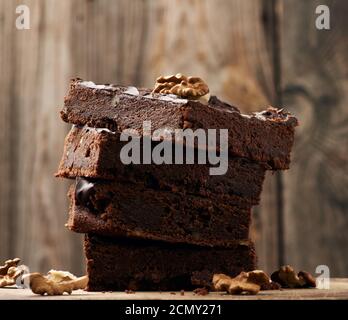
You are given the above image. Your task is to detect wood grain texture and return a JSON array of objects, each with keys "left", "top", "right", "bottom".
[
  {"left": 1, "top": 279, "right": 348, "bottom": 300},
  {"left": 0, "top": 0, "right": 84, "bottom": 274},
  {"left": 0, "top": 0, "right": 17, "bottom": 262},
  {"left": 280, "top": 0, "right": 348, "bottom": 276},
  {"left": 142, "top": 0, "right": 276, "bottom": 111},
  {"left": 70, "top": 0, "right": 149, "bottom": 85}
]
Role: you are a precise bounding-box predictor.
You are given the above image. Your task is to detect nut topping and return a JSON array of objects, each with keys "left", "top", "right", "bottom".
[{"left": 153, "top": 73, "right": 209, "bottom": 99}]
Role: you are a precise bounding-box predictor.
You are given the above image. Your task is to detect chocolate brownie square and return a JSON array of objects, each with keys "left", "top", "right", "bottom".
[
  {"left": 56, "top": 125, "right": 266, "bottom": 204},
  {"left": 85, "top": 234, "right": 256, "bottom": 291},
  {"left": 68, "top": 178, "right": 252, "bottom": 247},
  {"left": 61, "top": 79, "right": 298, "bottom": 169}
]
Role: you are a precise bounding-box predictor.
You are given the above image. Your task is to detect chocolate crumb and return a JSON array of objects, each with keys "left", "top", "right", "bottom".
[
  {"left": 170, "top": 292, "right": 176, "bottom": 295},
  {"left": 193, "top": 287, "right": 209, "bottom": 296},
  {"left": 125, "top": 289, "right": 135, "bottom": 294}
]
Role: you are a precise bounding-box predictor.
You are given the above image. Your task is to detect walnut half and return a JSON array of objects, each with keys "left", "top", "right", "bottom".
[
  {"left": 0, "top": 258, "right": 24, "bottom": 288},
  {"left": 22, "top": 270, "right": 88, "bottom": 295},
  {"left": 213, "top": 270, "right": 275, "bottom": 295},
  {"left": 271, "top": 265, "right": 316, "bottom": 288},
  {"left": 153, "top": 73, "right": 209, "bottom": 99}
]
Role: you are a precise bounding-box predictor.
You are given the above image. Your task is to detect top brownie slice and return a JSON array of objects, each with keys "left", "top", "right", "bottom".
[{"left": 61, "top": 78, "right": 298, "bottom": 169}]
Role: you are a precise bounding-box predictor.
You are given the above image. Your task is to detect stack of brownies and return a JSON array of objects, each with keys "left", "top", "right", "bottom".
[{"left": 56, "top": 76, "right": 298, "bottom": 291}]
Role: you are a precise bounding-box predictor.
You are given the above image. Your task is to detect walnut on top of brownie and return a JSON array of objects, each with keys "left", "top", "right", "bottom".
[{"left": 153, "top": 73, "right": 209, "bottom": 99}]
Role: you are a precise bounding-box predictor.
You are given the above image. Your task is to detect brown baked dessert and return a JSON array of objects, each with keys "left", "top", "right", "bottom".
[
  {"left": 68, "top": 178, "right": 252, "bottom": 247},
  {"left": 61, "top": 78, "right": 298, "bottom": 169},
  {"left": 57, "top": 125, "right": 266, "bottom": 204},
  {"left": 55, "top": 75, "right": 298, "bottom": 292},
  {"left": 85, "top": 234, "right": 256, "bottom": 291}
]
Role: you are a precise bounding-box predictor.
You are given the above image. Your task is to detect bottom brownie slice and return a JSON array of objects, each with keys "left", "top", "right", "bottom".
[{"left": 85, "top": 235, "right": 257, "bottom": 291}]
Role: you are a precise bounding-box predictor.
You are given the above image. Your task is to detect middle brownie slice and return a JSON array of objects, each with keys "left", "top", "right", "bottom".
[{"left": 67, "top": 178, "right": 252, "bottom": 248}]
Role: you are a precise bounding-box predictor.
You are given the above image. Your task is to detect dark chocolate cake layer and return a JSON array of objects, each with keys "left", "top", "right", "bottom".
[
  {"left": 57, "top": 125, "right": 266, "bottom": 204},
  {"left": 85, "top": 234, "right": 256, "bottom": 291},
  {"left": 68, "top": 178, "right": 252, "bottom": 247},
  {"left": 61, "top": 79, "right": 298, "bottom": 169}
]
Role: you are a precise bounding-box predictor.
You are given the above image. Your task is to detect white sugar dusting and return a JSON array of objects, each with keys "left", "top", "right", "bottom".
[
  {"left": 71, "top": 124, "right": 116, "bottom": 134},
  {"left": 124, "top": 86, "right": 140, "bottom": 96},
  {"left": 159, "top": 94, "right": 188, "bottom": 103},
  {"left": 80, "top": 81, "right": 113, "bottom": 90},
  {"left": 95, "top": 128, "right": 115, "bottom": 134},
  {"left": 142, "top": 93, "right": 187, "bottom": 104}
]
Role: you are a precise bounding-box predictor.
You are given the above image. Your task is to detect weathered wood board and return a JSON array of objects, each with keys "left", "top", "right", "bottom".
[
  {"left": 280, "top": 0, "right": 348, "bottom": 275},
  {"left": 0, "top": 0, "right": 16, "bottom": 264},
  {"left": 1, "top": 279, "right": 348, "bottom": 300},
  {"left": 0, "top": 0, "right": 84, "bottom": 275}
]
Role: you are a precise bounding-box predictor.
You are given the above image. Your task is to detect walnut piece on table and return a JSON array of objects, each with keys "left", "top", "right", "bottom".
[{"left": 0, "top": 258, "right": 24, "bottom": 288}]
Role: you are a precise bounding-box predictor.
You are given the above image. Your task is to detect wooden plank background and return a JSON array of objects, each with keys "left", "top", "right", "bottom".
[
  {"left": 281, "top": 0, "right": 348, "bottom": 276},
  {"left": 0, "top": 0, "right": 347, "bottom": 277}
]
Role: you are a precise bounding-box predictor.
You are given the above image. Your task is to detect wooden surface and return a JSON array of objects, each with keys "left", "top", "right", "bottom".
[
  {"left": 0, "top": 0, "right": 347, "bottom": 276},
  {"left": 1, "top": 279, "right": 348, "bottom": 300}
]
